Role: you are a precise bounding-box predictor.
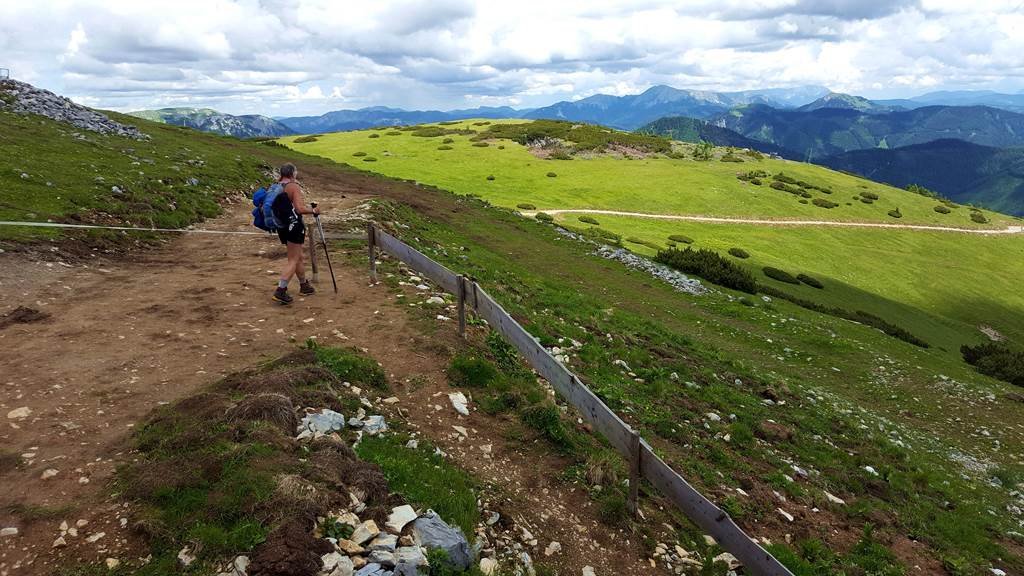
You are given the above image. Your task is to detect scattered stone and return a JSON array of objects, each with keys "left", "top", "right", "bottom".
[
  {"left": 52, "top": 536, "right": 66, "bottom": 548},
  {"left": 713, "top": 552, "right": 742, "bottom": 570},
  {"left": 777, "top": 508, "right": 794, "bottom": 522},
  {"left": 351, "top": 520, "right": 380, "bottom": 545},
  {"left": 299, "top": 409, "right": 346, "bottom": 435},
  {"left": 337, "top": 538, "right": 365, "bottom": 555},
  {"left": 544, "top": 541, "right": 561, "bottom": 556},
  {"left": 824, "top": 491, "right": 846, "bottom": 505},
  {"left": 177, "top": 545, "right": 196, "bottom": 567},
  {"left": 363, "top": 415, "right": 387, "bottom": 435},
  {"left": 369, "top": 534, "right": 398, "bottom": 553},
  {"left": 6, "top": 406, "right": 31, "bottom": 420},
  {"left": 354, "top": 563, "right": 381, "bottom": 576},
  {"left": 385, "top": 505, "right": 418, "bottom": 534},
  {"left": 706, "top": 412, "right": 722, "bottom": 423},
  {"left": 425, "top": 296, "right": 444, "bottom": 305},
  {"left": 412, "top": 511, "right": 472, "bottom": 570},
  {"left": 105, "top": 558, "right": 120, "bottom": 570},
  {"left": 479, "top": 557, "right": 499, "bottom": 575},
  {"left": 41, "top": 468, "right": 59, "bottom": 480},
  {"left": 593, "top": 244, "right": 705, "bottom": 295},
  {"left": 0, "top": 80, "right": 149, "bottom": 139},
  {"left": 991, "top": 569, "right": 1007, "bottom": 576},
  {"left": 582, "top": 567, "right": 597, "bottom": 576},
  {"left": 449, "top": 392, "right": 470, "bottom": 416},
  {"left": 394, "top": 546, "right": 427, "bottom": 576},
  {"left": 1, "top": 527, "right": 18, "bottom": 537},
  {"left": 863, "top": 465, "right": 879, "bottom": 476},
  {"left": 368, "top": 550, "right": 396, "bottom": 568}
]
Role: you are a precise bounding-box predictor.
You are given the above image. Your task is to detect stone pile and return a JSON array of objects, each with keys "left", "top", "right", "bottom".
[{"left": 0, "top": 79, "right": 148, "bottom": 139}]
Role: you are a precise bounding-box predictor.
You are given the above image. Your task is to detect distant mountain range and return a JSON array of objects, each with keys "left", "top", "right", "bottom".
[
  {"left": 129, "top": 108, "right": 293, "bottom": 138},
  {"left": 277, "top": 106, "right": 526, "bottom": 134},
  {"left": 522, "top": 85, "right": 830, "bottom": 130},
  {"left": 714, "top": 104, "right": 1024, "bottom": 159},
  {"left": 820, "top": 139, "right": 1024, "bottom": 216},
  {"left": 875, "top": 90, "right": 1024, "bottom": 113},
  {"left": 637, "top": 116, "right": 798, "bottom": 159}
]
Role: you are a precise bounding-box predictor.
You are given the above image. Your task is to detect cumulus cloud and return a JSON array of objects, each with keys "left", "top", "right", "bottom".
[{"left": 0, "top": 0, "right": 1021, "bottom": 115}]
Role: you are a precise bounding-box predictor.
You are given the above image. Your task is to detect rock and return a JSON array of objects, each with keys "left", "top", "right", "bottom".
[
  {"left": 234, "top": 555, "right": 250, "bottom": 575},
  {"left": 41, "top": 468, "right": 59, "bottom": 479},
  {"left": 105, "top": 558, "right": 120, "bottom": 570},
  {"left": 520, "top": 552, "right": 534, "bottom": 576},
  {"left": 591, "top": 243, "right": 705, "bottom": 295},
  {"left": 352, "top": 520, "right": 381, "bottom": 545},
  {"left": 368, "top": 550, "right": 396, "bottom": 567},
  {"left": 713, "top": 552, "right": 742, "bottom": 570},
  {"left": 348, "top": 417, "right": 365, "bottom": 429},
  {"left": 405, "top": 440, "right": 418, "bottom": 449},
  {"left": 544, "top": 541, "right": 561, "bottom": 556},
  {"left": 386, "top": 505, "right": 417, "bottom": 534},
  {"left": 777, "top": 508, "right": 794, "bottom": 522},
  {"left": 363, "top": 415, "right": 387, "bottom": 435},
  {"left": 300, "top": 409, "right": 346, "bottom": 435},
  {"left": 337, "top": 539, "right": 365, "bottom": 555},
  {"left": 479, "top": 557, "right": 499, "bottom": 575},
  {"left": 369, "top": 534, "right": 398, "bottom": 552},
  {"left": 412, "top": 511, "right": 472, "bottom": 570},
  {"left": 323, "top": 551, "right": 346, "bottom": 571},
  {"left": 448, "top": 392, "right": 470, "bottom": 416},
  {"left": 6, "top": 407, "right": 31, "bottom": 419},
  {"left": 1, "top": 527, "right": 18, "bottom": 537},
  {"left": 425, "top": 296, "right": 444, "bottom": 305},
  {"left": 863, "top": 465, "right": 879, "bottom": 476},
  {"left": 824, "top": 491, "right": 846, "bottom": 505},
  {"left": 394, "top": 546, "right": 427, "bottom": 576},
  {"left": 0, "top": 79, "right": 149, "bottom": 139},
  {"left": 328, "top": 555, "right": 354, "bottom": 576},
  {"left": 991, "top": 569, "right": 1007, "bottom": 576},
  {"left": 706, "top": 412, "right": 722, "bottom": 423},
  {"left": 52, "top": 536, "right": 67, "bottom": 547},
  {"left": 354, "top": 563, "right": 382, "bottom": 576},
  {"left": 178, "top": 545, "right": 196, "bottom": 567},
  {"left": 582, "top": 567, "right": 597, "bottom": 576}
]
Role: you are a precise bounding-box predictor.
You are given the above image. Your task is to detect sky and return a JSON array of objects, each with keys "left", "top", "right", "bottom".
[{"left": 2, "top": 0, "right": 1023, "bottom": 117}]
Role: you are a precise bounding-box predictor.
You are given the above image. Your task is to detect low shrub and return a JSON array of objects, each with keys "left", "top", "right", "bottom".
[
  {"left": 386, "top": 131, "right": 402, "bottom": 136},
  {"left": 535, "top": 213, "right": 553, "bottom": 222},
  {"left": 888, "top": 208, "right": 902, "bottom": 219},
  {"left": 728, "top": 247, "right": 749, "bottom": 259},
  {"left": 293, "top": 135, "right": 318, "bottom": 143},
  {"left": 971, "top": 212, "right": 989, "bottom": 224},
  {"left": 362, "top": 157, "right": 378, "bottom": 162},
  {"left": 720, "top": 154, "right": 744, "bottom": 163},
  {"left": 625, "top": 237, "right": 662, "bottom": 251},
  {"left": 410, "top": 127, "right": 473, "bottom": 138},
  {"left": 368, "top": 133, "right": 380, "bottom": 139},
  {"left": 860, "top": 191, "right": 880, "bottom": 200},
  {"left": 744, "top": 149, "right": 764, "bottom": 160},
  {"left": 750, "top": 178, "right": 763, "bottom": 185},
  {"left": 485, "top": 175, "right": 495, "bottom": 181},
  {"left": 812, "top": 198, "right": 839, "bottom": 209},
  {"left": 934, "top": 205, "right": 952, "bottom": 214},
  {"left": 859, "top": 197, "right": 874, "bottom": 204},
  {"left": 352, "top": 151, "right": 367, "bottom": 157},
  {"left": 667, "top": 234, "right": 693, "bottom": 244},
  {"left": 548, "top": 148, "right": 573, "bottom": 160},
  {"left": 437, "top": 145, "right": 453, "bottom": 150},
  {"left": 655, "top": 248, "right": 758, "bottom": 293},
  {"left": 448, "top": 355, "right": 499, "bottom": 388},
  {"left": 797, "top": 273, "right": 824, "bottom": 289},
  {"left": 517, "top": 203, "right": 537, "bottom": 210},
  {"left": 578, "top": 215, "right": 600, "bottom": 225},
  {"left": 497, "top": 145, "right": 505, "bottom": 149},
  {"left": 442, "top": 137, "right": 455, "bottom": 144},
  {"left": 472, "top": 142, "right": 490, "bottom": 147},
  {"left": 579, "top": 227, "right": 622, "bottom": 246},
  {"left": 773, "top": 172, "right": 798, "bottom": 185},
  {"left": 961, "top": 342, "right": 1024, "bottom": 387},
  {"left": 798, "top": 199, "right": 809, "bottom": 204},
  {"left": 763, "top": 266, "right": 800, "bottom": 284},
  {"left": 546, "top": 172, "right": 557, "bottom": 178}
]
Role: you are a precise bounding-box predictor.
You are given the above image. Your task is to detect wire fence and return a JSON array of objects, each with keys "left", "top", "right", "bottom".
[{"left": 365, "top": 222, "right": 793, "bottom": 576}]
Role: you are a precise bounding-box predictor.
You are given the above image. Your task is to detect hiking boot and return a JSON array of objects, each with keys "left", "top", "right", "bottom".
[
  {"left": 299, "top": 280, "right": 315, "bottom": 295},
  {"left": 273, "top": 287, "right": 293, "bottom": 305}
]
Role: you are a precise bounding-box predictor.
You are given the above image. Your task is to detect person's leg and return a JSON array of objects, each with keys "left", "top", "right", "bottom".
[
  {"left": 295, "top": 243, "right": 306, "bottom": 283},
  {"left": 274, "top": 243, "right": 302, "bottom": 303}
]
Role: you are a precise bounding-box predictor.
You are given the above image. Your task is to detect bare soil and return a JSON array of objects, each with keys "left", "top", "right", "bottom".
[{"left": 0, "top": 169, "right": 657, "bottom": 575}]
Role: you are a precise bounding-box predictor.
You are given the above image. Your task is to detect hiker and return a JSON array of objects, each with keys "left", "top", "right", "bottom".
[{"left": 271, "top": 163, "right": 319, "bottom": 304}]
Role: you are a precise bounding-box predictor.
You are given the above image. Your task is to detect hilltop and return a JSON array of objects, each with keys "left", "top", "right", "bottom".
[
  {"left": 637, "top": 116, "right": 798, "bottom": 159},
  {"left": 129, "top": 107, "right": 294, "bottom": 138}
]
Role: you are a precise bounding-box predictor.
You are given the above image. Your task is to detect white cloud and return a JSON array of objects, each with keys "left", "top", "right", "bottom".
[{"left": 0, "top": 0, "right": 1022, "bottom": 115}]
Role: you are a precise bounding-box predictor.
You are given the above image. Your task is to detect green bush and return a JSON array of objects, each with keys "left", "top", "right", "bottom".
[
  {"left": 546, "top": 172, "right": 557, "bottom": 178},
  {"left": 888, "top": 208, "right": 902, "bottom": 219},
  {"left": 797, "top": 273, "right": 824, "bottom": 289},
  {"left": 763, "top": 266, "right": 800, "bottom": 284},
  {"left": 859, "top": 197, "right": 874, "bottom": 204},
  {"left": 368, "top": 133, "right": 380, "bottom": 138},
  {"left": 720, "top": 154, "right": 744, "bottom": 163},
  {"left": 362, "top": 157, "right": 378, "bottom": 162},
  {"left": 728, "top": 247, "right": 749, "bottom": 259},
  {"left": 535, "top": 212, "right": 553, "bottom": 222},
  {"left": 655, "top": 247, "right": 758, "bottom": 293},
  {"left": 548, "top": 148, "right": 573, "bottom": 160},
  {"left": 934, "top": 205, "right": 952, "bottom": 214},
  {"left": 472, "top": 142, "right": 490, "bottom": 147},
  {"left": 773, "top": 172, "right": 798, "bottom": 185},
  {"left": 485, "top": 175, "right": 495, "bottom": 181},
  {"left": 578, "top": 215, "right": 600, "bottom": 225},
  {"left": 314, "top": 346, "right": 387, "bottom": 389},
  {"left": 386, "top": 131, "right": 402, "bottom": 136},
  {"left": 482, "top": 119, "right": 671, "bottom": 154},
  {"left": 625, "top": 237, "right": 662, "bottom": 251},
  {"left": 517, "top": 203, "right": 537, "bottom": 210},
  {"left": 293, "top": 135, "right": 318, "bottom": 143},
  {"left": 860, "top": 191, "right": 880, "bottom": 200},
  {"left": 410, "top": 127, "right": 473, "bottom": 138},
  {"left": 813, "top": 198, "right": 839, "bottom": 209},
  {"left": 442, "top": 137, "right": 455, "bottom": 143},
  {"left": 352, "top": 151, "right": 367, "bottom": 157},
  {"left": 798, "top": 199, "right": 809, "bottom": 204},
  {"left": 961, "top": 342, "right": 1024, "bottom": 387},
  {"left": 521, "top": 403, "right": 576, "bottom": 452},
  {"left": 437, "top": 145, "right": 453, "bottom": 150},
  {"left": 667, "top": 234, "right": 693, "bottom": 244},
  {"left": 970, "top": 211, "right": 989, "bottom": 224},
  {"left": 750, "top": 178, "right": 763, "bottom": 185}
]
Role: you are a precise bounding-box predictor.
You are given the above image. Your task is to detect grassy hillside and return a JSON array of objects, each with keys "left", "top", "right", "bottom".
[
  {"left": 279, "top": 119, "right": 1024, "bottom": 357},
  {"left": 0, "top": 108, "right": 268, "bottom": 242}
]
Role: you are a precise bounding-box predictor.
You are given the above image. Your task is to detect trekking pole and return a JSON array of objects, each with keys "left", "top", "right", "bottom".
[{"left": 310, "top": 203, "right": 338, "bottom": 294}]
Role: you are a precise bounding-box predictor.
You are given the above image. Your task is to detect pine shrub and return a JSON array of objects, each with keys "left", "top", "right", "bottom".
[
  {"left": 970, "top": 211, "right": 989, "bottom": 224},
  {"left": 667, "top": 234, "right": 693, "bottom": 244},
  {"left": 728, "top": 247, "right": 750, "bottom": 259},
  {"left": 352, "top": 151, "right": 367, "bottom": 157},
  {"left": 888, "top": 208, "right": 902, "bottom": 219},
  {"left": 517, "top": 203, "right": 537, "bottom": 210},
  {"left": 934, "top": 205, "right": 952, "bottom": 214},
  {"left": 535, "top": 213, "right": 553, "bottom": 222},
  {"left": 655, "top": 248, "right": 757, "bottom": 293},
  {"left": 763, "top": 266, "right": 800, "bottom": 284},
  {"left": 796, "top": 273, "right": 824, "bottom": 289},
  {"left": 578, "top": 215, "right": 600, "bottom": 225},
  {"left": 812, "top": 198, "right": 838, "bottom": 209}
]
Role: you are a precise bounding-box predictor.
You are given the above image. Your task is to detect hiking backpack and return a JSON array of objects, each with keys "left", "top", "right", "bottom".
[{"left": 252, "top": 183, "right": 285, "bottom": 231}]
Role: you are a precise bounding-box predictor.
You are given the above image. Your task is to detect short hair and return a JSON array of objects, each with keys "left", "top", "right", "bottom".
[{"left": 279, "top": 163, "right": 297, "bottom": 178}]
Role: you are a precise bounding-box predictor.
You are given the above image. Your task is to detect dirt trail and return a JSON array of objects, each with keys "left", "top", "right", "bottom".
[
  {"left": 527, "top": 208, "right": 1024, "bottom": 234},
  {"left": 0, "top": 175, "right": 654, "bottom": 574}
]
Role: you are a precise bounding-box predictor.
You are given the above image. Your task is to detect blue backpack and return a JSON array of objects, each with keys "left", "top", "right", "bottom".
[{"left": 252, "top": 183, "right": 285, "bottom": 231}]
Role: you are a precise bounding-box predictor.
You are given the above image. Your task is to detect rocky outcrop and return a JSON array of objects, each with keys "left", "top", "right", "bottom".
[{"left": 0, "top": 79, "right": 148, "bottom": 139}]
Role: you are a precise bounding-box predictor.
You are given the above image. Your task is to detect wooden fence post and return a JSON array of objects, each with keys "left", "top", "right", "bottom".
[
  {"left": 628, "top": 430, "right": 641, "bottom": 516},
  {"left": 457, "top": 275, "right": 467, "bottom": 338},
  {"left": 367, "top": 223, "right": 377, "bottom": 282},
  {"left": 306, "top": 224, "right": 319, "bottom": 283}
]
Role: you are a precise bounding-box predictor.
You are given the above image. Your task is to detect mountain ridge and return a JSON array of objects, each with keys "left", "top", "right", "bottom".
[{"left": 129, "top": 107, "right": 293, "bottom": 138}]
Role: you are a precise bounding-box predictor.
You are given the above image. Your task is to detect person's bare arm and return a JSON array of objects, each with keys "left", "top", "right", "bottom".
[{"left": 285, "top": 182, "right": 319, "bottom": 215}]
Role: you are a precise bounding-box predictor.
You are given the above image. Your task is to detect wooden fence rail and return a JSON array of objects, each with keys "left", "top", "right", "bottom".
[{"left": 365, "top": 223, "right": 793, "bottom": 576}]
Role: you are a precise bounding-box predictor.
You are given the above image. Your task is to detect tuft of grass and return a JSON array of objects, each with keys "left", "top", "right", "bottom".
[
  {"left": 448, "top": 354, "right": 499, "bottom": 388},
  {"left": 312, "top": 345, "right": 387, "bottom": 389},
  {"left": 668, "top": 234, "right": 694, "bottom": 244},
  {"left": 352, "top": 151, "right": 367, "bottom": 157},
  {"left": 578, "top": 215, "right": 600, "bottom": 225},
  {"left": 516, "top": 203, "right": 537, "bottom": 210},
  {"left": 728, "top": 247, "right": 749, "bottom": 259}
]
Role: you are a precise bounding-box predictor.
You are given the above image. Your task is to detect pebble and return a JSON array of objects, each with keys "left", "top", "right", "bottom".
[
  {"left": 41, "top": 468, "right": 59, "bottom": 479},
  {"left": 449, "top": 392, "right": 470, "bottom": 416},
  {"left": 385, "top": 505, "right": 417, "bottom": 534},
  {"left": 824, "top": 491, "right": 846, "bottom": 505},
  {"left": 86, "top": 531, "right": 106, "bottom": 543},
  {"left": 1, "top": 527, "right": 18, "bottom": 537},
  {"left": 544, "top": 541, "right": 561, "bottom": 556},
  {"left": 105, "top": 558, "right": 120, "bottom": 570},
  {"left": 583, "top": 567, "right": 597, "bottom": 576},
  {"left": 480, "top": 557, "right": 499, "bottom": 575},
  {"left": 52, "top": 536, "right": 66, "bottom": 548},
  {"left": 6, "top": 406, "right": 31, "bottom": 419}
]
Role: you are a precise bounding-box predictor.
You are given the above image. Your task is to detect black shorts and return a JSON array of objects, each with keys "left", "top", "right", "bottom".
[{"left": 277, "top": 222, "right": 305, "bottom": 245}]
